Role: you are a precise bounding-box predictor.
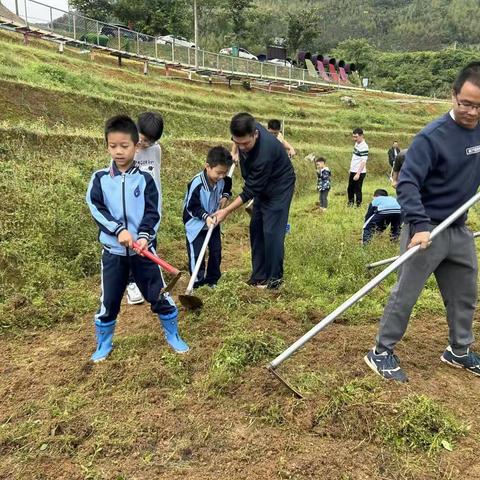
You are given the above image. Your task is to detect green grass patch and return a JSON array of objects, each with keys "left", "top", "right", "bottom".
[
  {"left": 207, "top": 331, "right": 285, "bottom": 393},
  {"left": 379, "top": 394, "right": 469, "bottom": 455}
]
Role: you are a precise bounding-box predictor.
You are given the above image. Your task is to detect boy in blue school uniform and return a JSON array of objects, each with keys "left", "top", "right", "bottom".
[
  {"left": 362, "top": 189, "right": 401, "bottom": 244},
  {"left": 86, "top": 115, "right": 189, "bottom": 362},
  {"left": 183, "top": 146, "right": 233, "bottom": 288}
]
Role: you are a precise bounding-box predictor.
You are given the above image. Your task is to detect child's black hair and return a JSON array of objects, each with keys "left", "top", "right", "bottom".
[
  {"left": 207, "top": 146, "right": 233, "bottom": 168},
  {"left": 267, "top": 119, "right": 282, "bottom": 131},
  {"left": 353, "top": 127, "right": 364, "bottom": 135},
  {"left": 137, "top": 112, "right": 164, "bottom": 142},
  {"left": 104, "top": 115, "right": 139, "bottom": 144},
  {"left": 315, "top": 156, "right": 327, "bottom": 163},
  {"left": 374, "top": 188, "right": 388, "bottom": 197}
]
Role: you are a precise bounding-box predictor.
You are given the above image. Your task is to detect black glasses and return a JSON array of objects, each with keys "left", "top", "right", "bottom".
[{"left": 455, "top": 95, "right": 480, "bottom": 112}]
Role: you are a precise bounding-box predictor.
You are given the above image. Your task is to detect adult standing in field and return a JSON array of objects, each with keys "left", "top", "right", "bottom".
[
  {"left": 365, "top": 62, "right": 480, "bottom": 382},
  {"left": 387, "top": 141, "right": 400, "bottom": 169},
  {"left": 214, "top": 112, "right": 296, "bottom": 289},
  {"left": 347, "top": 127, "right": 369, "bottom": 207},
  {"left": 390, "top": 148, "right": 408, "bottom": 189}
]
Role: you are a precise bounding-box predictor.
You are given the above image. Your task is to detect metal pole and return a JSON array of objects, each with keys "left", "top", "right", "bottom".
[
  {"left": 117, "top": 27, "right": 121, "bottom": 50},
  {"left": 269, "top": 192, "right": 480, "bottom": 370},
  {"left": 15, "top": 0, "right": 19, "bottom": 16},
  {"left": 260, "top": 62, "right": 263, "bottom": 79},
  {"left": 49, "top": 7, "right": 53, "bottom": 31},
  {"left": 96, "top": 21, "right": 100, "bottom": 46},
  {"left": 24, "top": 0, "right": 28, "bottom": 25},
  {"left": 154, "top": 38, "right": 158, "bottom": 59},
  {"left": 193, "top": 0, "right": 198, "bottom": 69},
  {"left": 136, "top": 32, "right": 140, "bottom": 55},
  {"left": 72, "top": 13, "right": 76, "bottom": 40},
  {"left": 171, "top": 41, "right": 175, "bottom": 62},
  {"left": 367, "top": 231, "right": 480, "bottom": 269}
]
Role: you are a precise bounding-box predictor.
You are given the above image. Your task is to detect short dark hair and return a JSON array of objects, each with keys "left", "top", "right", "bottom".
[
  {"left": 315, "top": 156, "right": 327, "bottom": 163},
  {"left": 104, "top": 115, "right": 139, "bottom": 144},
  {"left": 453, "top": 62, "right": 480, "bottom": 94},
  {"left": 207, "top": 146, "right": 233, "bottom": 168},
  {"left": 267, "top": 119, "right": 282, "bottom": 131},
  {"left": 374, "top": 188, "right": 388, "bottom": 197},
  {"left": 138, "top": 112, "right": 164, "bottom": 142},
  {"left": 230, "top": 112, "right": 256, "bottom": 137},
  {"left": 353, "top": 127, "right": 364, "bottom": 135}
]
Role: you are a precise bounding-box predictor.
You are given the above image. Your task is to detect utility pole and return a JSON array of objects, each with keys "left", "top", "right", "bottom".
[
  {"left": 15, "top": 0, "right": 19, "bottom": 16},
  {"left": 194, "top": 0, "right": 198, "bottom": 69}
]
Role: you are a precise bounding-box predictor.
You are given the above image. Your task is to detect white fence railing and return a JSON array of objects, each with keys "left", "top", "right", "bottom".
[{"left": 1, "top": 0, "right": 344, "bottom": 87}]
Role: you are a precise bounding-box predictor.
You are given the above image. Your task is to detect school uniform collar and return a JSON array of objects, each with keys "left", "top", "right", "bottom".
[
  {"left": 200, "top": 169, "right": 217, "bottom": 191},
  {"left": 109, "top": 159, "right": 138, "bottom": 177}
]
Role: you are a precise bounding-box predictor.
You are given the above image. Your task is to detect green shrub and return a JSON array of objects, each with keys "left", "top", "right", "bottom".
[{"left": 80, "top": 33, "right": 109, "bottom": 47}]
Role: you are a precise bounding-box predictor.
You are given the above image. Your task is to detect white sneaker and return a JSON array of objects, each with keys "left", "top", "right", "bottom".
[{"left": 126, "top": 283, "right": 144, "bottom": 305}]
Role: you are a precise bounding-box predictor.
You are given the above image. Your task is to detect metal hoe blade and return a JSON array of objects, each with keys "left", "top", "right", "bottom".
[
  {"left": 178, "top": 293, "right": 203, "bottom": 310},
  {"left": 267, "top": 365, "right": 303, "bottom": 398},
  {"left": 160, "top": 271, "right": 183, "bottom": 295}
]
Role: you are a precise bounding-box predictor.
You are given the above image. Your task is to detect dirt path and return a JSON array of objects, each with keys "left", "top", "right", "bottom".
[{"left": 2, "top": 302, "right": 480, "bottom": 479}]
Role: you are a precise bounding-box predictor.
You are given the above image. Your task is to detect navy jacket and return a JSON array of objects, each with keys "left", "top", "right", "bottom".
[
  {"left": 238, "top": 123, "right": 295, "bottom": 202},
  {"left": 398, "top": 112, "right": 480, "bottom": 233}
]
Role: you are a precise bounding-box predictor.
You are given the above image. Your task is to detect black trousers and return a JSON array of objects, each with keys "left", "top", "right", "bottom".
[
  {"left": 249, "top": 183, "right": 295, "bottom": 283},
  {"left": 363, "top": 212, "right": 402, "bottom": 244},
  {"left": 95, "top": 249, "right": 176, "bottom": 323},
  {"left": 347, "top": 172, "right": 366, "bottom": 206},
  {"left": 186, "top": 225, "right": 222, "bottom": 288},
  {"left": 319, "top": 189, "right": 329, "bottom": 208}
]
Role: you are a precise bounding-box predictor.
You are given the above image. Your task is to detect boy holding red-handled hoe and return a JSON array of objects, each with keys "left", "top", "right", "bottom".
[{"left": 85, "top": 114, "right": 189, "bottom": 362}]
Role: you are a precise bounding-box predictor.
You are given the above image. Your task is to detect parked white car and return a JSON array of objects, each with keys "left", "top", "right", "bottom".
[
  {"left": 219, "top": 47, "right": 258, "bottom": 61},
  {"left": 267, "top": 58, "right": 293, "bottom": 68},
  {"left": 156, "top": 35, "right": 195, "bottom": 48}
]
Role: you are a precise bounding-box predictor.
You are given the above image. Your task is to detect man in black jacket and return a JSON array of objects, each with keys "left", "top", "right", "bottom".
[
  {"left": 215, "top": 112, "right": 296, "bottom": 289},
  {"left": 387, "top": 141, "right": 400, "bottom": 168}
]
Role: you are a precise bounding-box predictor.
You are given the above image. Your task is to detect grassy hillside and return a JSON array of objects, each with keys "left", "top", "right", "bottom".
[{"left": 1, "top": 29, "right": 480, "bottom": 479}]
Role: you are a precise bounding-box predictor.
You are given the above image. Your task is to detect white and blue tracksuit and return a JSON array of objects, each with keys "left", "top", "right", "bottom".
[
  {"left": 183, "top": 170, "right": 231, "bottom": 287},
  {"left": 363, "top": 196, "right": 402, "bottom": 244},
  {"left": 86, "top": 161, "right": 176, "bottom": 323}
]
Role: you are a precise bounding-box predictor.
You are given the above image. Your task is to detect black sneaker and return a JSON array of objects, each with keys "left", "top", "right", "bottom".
[
  {"left": 440, "top": 346, "right": 480, "bottom": 376},
  {"left": 266, "top": 278, "right": 284, "bottom": 290},
  {"left": 364, "top": 348, "right": 408, "bottom": 382}
]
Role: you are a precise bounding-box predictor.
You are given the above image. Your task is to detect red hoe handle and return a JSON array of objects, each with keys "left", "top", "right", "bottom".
[{"left": 132, "top": 241, "right": 180, "bottom": 275}]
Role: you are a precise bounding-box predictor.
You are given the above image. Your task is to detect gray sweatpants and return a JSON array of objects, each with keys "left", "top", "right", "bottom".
[{"left": 376, "top": 224, "right": 477, "bottom": 354}]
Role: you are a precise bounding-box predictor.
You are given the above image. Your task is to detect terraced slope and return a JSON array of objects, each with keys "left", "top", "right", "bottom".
[{"left": 1, "top": 29, "right": 480, "bottom": 480}]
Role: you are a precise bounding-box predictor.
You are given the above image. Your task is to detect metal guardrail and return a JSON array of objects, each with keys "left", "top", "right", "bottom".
[{"left": 2, "top": 0, "right": 346, "bottom": 88}]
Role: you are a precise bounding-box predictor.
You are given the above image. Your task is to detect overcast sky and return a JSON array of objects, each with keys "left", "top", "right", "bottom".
[{"left": 2, "top": 0, "right": 70, "bottom": 21}]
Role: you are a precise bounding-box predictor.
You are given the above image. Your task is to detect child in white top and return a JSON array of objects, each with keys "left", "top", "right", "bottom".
[{"left": 126, "top": 112, "right": 164, "bottom": 305}]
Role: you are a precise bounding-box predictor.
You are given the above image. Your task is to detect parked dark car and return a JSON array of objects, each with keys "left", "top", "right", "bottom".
[{"left": 100, "top": 24, "right": 151, "bottom": 42}]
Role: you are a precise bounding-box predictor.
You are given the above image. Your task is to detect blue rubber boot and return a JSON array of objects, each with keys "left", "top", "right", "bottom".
[
  {"left": 159, "top": 309, "right": 190, "bottom": 353},
  {"left": 91, "top": 319, "right": 116, "bottom": 362}
]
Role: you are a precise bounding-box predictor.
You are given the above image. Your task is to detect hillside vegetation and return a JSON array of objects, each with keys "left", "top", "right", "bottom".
[{"left": 1, "top": 30, "right": 480, "bottom": 479}]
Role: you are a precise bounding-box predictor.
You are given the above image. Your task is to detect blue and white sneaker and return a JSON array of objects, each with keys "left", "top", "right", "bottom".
[
  {"left": 440, "top": 346, "right": 480, "bottom": 376},
  {"left": 364, "top": 348, "right": 408, "bottom": 383}
]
